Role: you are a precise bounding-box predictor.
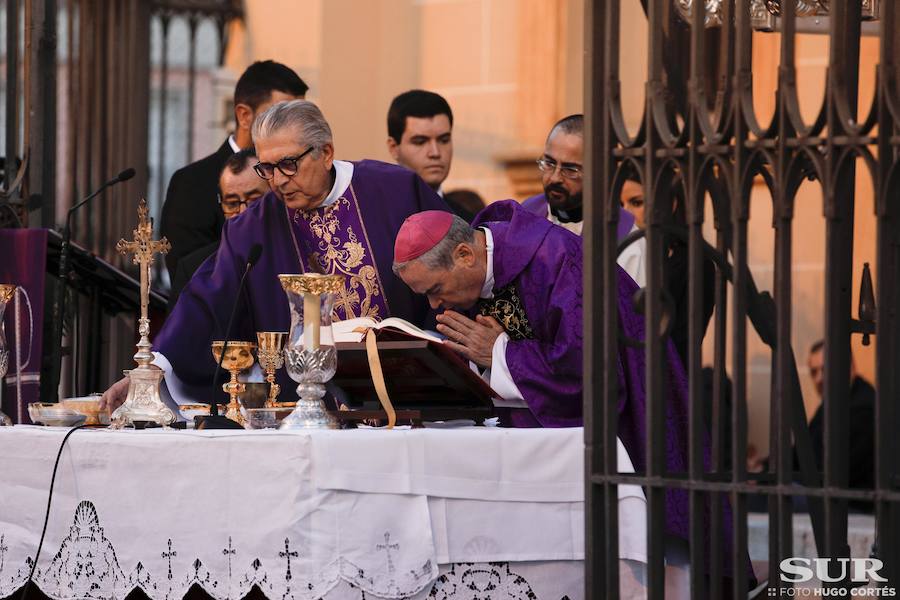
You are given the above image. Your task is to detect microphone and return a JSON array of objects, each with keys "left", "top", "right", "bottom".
[
  {"left": 195, "top": 243, "right": 264, "bottom": 430},
  {"left": 48, "top": 168, "right": 137, "bottom": 400},
  {"left": 66, "top": 168, "right": 136, "bottom": 216}
]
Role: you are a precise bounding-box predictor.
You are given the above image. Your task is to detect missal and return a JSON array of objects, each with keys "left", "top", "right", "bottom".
[{"left": 332, "top": 316, "right": 443, "bottom": 344}]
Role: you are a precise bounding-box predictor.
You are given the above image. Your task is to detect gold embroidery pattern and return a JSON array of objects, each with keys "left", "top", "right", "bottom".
[
  {"left": 478, "top": 284, "right": 535, "bottom": 341},
  {"left": 294, "top": 198, "right": 382, "bottom": 320}
]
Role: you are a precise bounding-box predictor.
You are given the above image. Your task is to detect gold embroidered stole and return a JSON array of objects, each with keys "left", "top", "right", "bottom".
[
  {"left": 477, "top": 283, "right": 535, "bottom": 341},
  {"left": 289, "top": 189, "right": 389, "bottom": 320}
]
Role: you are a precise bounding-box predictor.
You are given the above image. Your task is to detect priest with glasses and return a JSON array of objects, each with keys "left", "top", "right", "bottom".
[{"left": 101, "top": 99, "right": 450, "bottom": 409}]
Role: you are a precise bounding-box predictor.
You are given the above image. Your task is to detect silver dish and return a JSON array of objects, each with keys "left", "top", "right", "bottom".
[{"left": 28, "top": 403, "right": 88, "bottom": 427}]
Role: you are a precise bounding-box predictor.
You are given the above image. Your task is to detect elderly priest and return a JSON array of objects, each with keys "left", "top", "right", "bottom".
[{"left": 102, "top": 100, "right": 450, "bottom": 409}]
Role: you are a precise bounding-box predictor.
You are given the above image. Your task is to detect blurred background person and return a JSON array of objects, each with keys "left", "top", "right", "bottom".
[{"left": 387, "top": 89, "right": 483, "bottom": 222}]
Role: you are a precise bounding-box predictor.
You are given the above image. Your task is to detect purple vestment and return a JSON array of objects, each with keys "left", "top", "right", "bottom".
[
  {"left": 474, "top": 201, "right": 584, "bottom": 428},
  {"left": 521, "top": 193, "right": 635, "bottom": 240},
  {"left": 154, "top": 160, "right": 450, "bottom": 402},
  {"left": 473, "top": 200, "right": 746, "bottom": 579}
]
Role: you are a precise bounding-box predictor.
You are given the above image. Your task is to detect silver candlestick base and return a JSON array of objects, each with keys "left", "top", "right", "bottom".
[
  {"left": 110, "top": 367, "right": 175, "bottom": 429},
  {"left": 279, "top": 382, "right": 338, "bottom": 430}
]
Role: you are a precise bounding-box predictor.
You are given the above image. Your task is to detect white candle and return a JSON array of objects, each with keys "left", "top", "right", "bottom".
[{"left": 303, "top": 293, "right": 321, "bottom": 350}]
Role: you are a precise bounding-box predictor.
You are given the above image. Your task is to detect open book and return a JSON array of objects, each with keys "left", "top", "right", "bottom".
[{"left": 332, "top": 317, "right": 444, "bottom": 344}]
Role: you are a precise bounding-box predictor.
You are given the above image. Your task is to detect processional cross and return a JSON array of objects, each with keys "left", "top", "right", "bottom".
[{"left": 116, "top": 199, "right": 170, "bottom": 366}]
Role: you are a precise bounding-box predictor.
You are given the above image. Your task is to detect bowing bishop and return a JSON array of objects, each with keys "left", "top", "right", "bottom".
[{"left": 391, "top": 203, "right": 751, "bottom": 593}]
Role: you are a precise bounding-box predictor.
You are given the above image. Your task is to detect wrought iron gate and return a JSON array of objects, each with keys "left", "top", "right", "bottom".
[{"left": 585, "top": 0, "right": 900, "bottom": 598}]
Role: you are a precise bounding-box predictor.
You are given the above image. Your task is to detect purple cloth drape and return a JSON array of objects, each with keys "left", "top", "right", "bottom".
[{"left": 0, "top": 228, "right": 48, "bottom": 423}]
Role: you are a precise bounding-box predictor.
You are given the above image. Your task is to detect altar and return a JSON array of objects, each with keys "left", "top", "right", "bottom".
[{"left": 0, "top": 426, "right": 586, "bottom": 600}]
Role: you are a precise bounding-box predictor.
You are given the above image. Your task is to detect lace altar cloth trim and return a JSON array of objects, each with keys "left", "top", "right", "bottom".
[
  {"left": 0, "top": 427, "right": 589, "bottom": 600},
  {"left": 0, "top": 502, "right": 583, "bottom": 599},
  {"left": 0, "top": 503, "right": 592, "bottom": 599}
]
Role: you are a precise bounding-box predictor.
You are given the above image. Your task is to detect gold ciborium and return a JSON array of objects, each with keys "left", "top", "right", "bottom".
[
  {"left": 211, "top": 341, "right": 256, "bottom": 426},
  {"left": 256, "top": 332, "right": 287, "bottom": 407}
]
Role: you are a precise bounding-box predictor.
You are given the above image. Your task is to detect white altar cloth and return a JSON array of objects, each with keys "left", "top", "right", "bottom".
[{"left": 0, "top": 426, "right": 624, "bottom": 600}]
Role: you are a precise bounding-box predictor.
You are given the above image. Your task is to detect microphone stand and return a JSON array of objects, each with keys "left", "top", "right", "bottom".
[
  {"left": 47, "top": 170, "right": 135, "bottom": 401},
  {"left": 195, "top": 244, "right": 262, "bottom": 430}
]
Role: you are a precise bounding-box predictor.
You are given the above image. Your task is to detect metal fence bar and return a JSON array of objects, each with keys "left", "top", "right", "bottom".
[
  {"left": 645, "top": 0, "right": 669, "bottom": 597},
  {"left": 157, "top": 13, "right": 169, "bottom": 213},
  {"left": 687, "top": 2, "right": 709, "bottom": 599},
  {"left": 822, "top": 1, "right": 860, "bottom": 587},
  {"left": 5, "top": 0, "right": 18, "bottom": 194},
  {"left": 584, "top": 0, "right": 601, "bottom": 594},
  {"left": 770, "top": 2, "right": 797, "bottom": 595},
  {"left": 875, "top": 2, "right": 900, "bottom": 586},
  {"left": 185, "top": 13, "right": 197, "bottom": 164}
]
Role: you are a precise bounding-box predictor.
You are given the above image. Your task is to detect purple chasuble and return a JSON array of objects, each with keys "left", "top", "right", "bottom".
[
  {"left": 472, "top": 200, "right": 748, "bottom": 580},
  {"left": 521, "top": 192, "right": 635, "bottom": 240},
  {"left": 474, "top": 201, "right": 584, "bottom": 428},
  {"left": 154, "top": 160, "right": 450, "bottom": 403},
  {"left": 288, "top": 183, "right": 390, "bottom": 320}
]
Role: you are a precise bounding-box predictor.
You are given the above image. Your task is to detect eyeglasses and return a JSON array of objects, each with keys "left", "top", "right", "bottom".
[
  {"left": 218, "top": 193, "right": 264, "bottom": 215},
  {"left": 536, "top": 157, "right": 583, "bottom": 180},
  {"left": 253, "top": 146, "right": 315, "bottom": 180}
]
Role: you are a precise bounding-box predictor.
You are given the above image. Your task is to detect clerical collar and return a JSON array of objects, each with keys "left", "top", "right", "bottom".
[
  {"left": 227, "top": 134, "right": 241, "bottom": 153},
  {"left": 436, "top": 187, "right": 444, "bottom": 198},
  {"left": 550, "top": 203, "right": 582, "bottom": 224},
  {"left": 480, "top": 227, "right": 495, "bottom": 299},
  {"left": 319, "top": 160, "right": 354, "bottom": 208}
]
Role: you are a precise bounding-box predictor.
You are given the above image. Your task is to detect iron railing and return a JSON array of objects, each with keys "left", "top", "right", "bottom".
[{"left": 585, "top": 0, "right": 899, "bottom": 598}]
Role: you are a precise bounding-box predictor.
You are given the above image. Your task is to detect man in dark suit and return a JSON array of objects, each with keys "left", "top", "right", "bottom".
[
  {"left": 166, "top": 149, "right": 268, "bottom": 312},
  {"left": 161, "top": 60, "right": 307, "bottom": 280}
]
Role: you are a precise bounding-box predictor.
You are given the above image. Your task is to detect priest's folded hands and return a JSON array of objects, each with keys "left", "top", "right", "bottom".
[{"left": 435, "top": 311, "right": 503, "bottom": 369}]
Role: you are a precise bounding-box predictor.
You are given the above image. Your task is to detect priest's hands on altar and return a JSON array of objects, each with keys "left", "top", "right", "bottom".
[
  {"left": 100, "top": 376, "right": 132, "bottom": 412},
  {"left": 99, "top": 366, "right": 160, "bottom": 412},
  {"left": 435, "top": 311, "right": 504, "bottom": 369}
]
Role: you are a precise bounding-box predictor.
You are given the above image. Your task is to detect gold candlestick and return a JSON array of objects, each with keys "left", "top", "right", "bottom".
[
  {"left": 211, "top": 340, "right": 256, "bottom": 426},
  {"left": 110, "top": 199, "right": 175, "bottom": 429},
  {"left": 256, "top": 332, "right": 287, "bottom": 408}
]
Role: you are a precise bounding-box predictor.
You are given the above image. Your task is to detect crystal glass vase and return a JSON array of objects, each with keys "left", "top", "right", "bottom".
[
  {"left": 0, "top": 285, "right": 14, "bottom": 426},
  {"left": 278, "top": 274, "right": 344, "bottom": 429}
]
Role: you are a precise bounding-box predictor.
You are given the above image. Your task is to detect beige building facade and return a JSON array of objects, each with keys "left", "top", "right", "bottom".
[{"left": 223, "top": 0, "right": 584, "bottom": 203}]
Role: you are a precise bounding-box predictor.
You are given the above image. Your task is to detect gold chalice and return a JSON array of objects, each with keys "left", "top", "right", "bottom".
[
  {"left": 211, "top": 340, "right": 256, "bottom": 426},
  {"left": 256, "top": 332, "right": 287, "bottom": 408}
]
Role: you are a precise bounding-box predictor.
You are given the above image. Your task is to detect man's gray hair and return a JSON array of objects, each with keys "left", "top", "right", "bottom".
[
  {"left": 252, "top": 99, "right": 333, "bottom": 156},
  {"left": 392, "top": 214, "right": 475, "bottom": 274}
]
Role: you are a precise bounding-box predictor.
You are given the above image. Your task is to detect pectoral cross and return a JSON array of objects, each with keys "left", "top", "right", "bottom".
[{"left": 116, "top": 199, "right": 170, "bottom": 366}]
